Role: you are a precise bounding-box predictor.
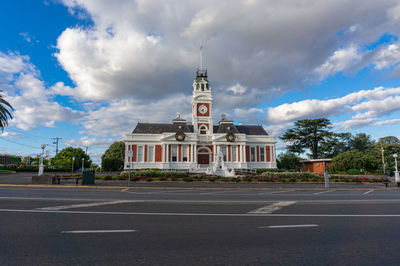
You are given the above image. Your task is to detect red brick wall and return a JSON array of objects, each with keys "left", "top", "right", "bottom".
[
  {"left": 257, "top": 146, "right": 260, "bottom": 162},
  {"left": 178, "top": 145, "right": 182, "bottom": 162},
  {"left": 228, "top": 145, "right": 231, "bottom": 162},
  {"left": 266, "top": 146, "right": 270, "bottom": 162},
  {"left": 132, "top": 145, "right": 137, "bottom": 162},
  {"left": 155, "top": 145, "right": 162, "bottom": 162},
  {"left": 246, "top": 146, "right": 250, "bottom": 162}
]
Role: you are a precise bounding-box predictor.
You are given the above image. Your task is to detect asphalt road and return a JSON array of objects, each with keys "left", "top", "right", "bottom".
[{"left": 2, "top": 186, "right": 400, "bottom": 265}]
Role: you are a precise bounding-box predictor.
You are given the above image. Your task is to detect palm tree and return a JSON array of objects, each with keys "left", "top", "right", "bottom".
[{"left": 0, "top": 90, "right": 13, "bottom": 132}]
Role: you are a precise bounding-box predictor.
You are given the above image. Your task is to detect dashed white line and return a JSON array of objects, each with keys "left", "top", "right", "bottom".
[
  {"left": 37, "top": 200, "right": 138, "bottom": 211},
  {"left": 259, "top": 224, "right": 319, "bottom": 229},
  {"left": 248, "top": 201, "right": 296, "bottom": 214},
  {"left": 258, "top": 190, "right": 293, "bottom": 195},
  {"left": 363, "top": 190, "right": 374, "bottom": 195},
  {"left": 313, "top": 190, "right": 335, "bottom": 195},
  {"left": 61, "top": 229, "right": 136, "bottom": 234}
]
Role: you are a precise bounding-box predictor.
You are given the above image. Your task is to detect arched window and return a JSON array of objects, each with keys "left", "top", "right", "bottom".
[{"left": 199, "top": 125, "right": 207, "bottom": 135}]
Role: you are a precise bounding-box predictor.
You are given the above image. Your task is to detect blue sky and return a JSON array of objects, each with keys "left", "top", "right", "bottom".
[{"left": 1, "top": 0, "right": 400, "bottom": 164}]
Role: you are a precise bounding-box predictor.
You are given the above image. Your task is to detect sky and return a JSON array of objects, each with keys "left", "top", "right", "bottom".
[{"left": 1, "top": 0, "right": 400, "bottom": 164}]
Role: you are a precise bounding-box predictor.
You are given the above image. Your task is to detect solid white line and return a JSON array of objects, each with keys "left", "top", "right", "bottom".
[
  {"left": 248, "top": 201, "right": 296, "bottom": 214},
  {"left": 5, "top": 208, "right": 400, "bottom": 217},
  {"left": 260, "top": 224, "right": 319, "bottom": 229},
  {"left": 61, "top": 229, "right": 136, "bottom": 234},
  {"left": 363, "top": 190, "right": 374, "bottom": 195},
  {"left": 313, "top": 190, "right": 335, "bottom": 195},
  {"left": 38, "top": 200, "right": 137, "bottom": 211}
]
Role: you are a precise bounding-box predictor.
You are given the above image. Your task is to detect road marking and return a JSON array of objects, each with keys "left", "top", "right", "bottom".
[
  {"left": 313, "top": 190, "right": 335, "bottom": 195},
  {"left": 5, "top": 208, "right": 400, "bottom": 217},
  {"left": 363, "top": 190, "right": 374, "bottom": 195},
  {"left": 61, "top": 229, "right": 136, "bottom": 234},
  {"left": 258, "top": 190, "right": 293, "bottom": 195},
  {"left": 37, "top": 200, "right": 137, "bottom": 211},
  {"left": 259, "top": 224, "right": 319, "bottom": 229},
  {"left": 248, "top": 201, "right": 296, "bottom": 214},
  {"left": 199, "top": 191, "right": 235, "bottom": 195}
]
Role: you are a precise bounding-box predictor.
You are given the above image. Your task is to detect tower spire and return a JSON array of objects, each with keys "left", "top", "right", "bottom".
[{"left": 200, "top": 44, "right": 203, "bottom": 70}]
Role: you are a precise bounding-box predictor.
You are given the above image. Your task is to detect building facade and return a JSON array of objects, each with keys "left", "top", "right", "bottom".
[{"left": 124, "top": 68, "right": 276, "bottom": 171}]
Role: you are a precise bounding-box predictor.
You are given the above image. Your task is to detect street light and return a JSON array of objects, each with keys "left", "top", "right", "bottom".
[
  {"left": 72, "top": 157, "right": 75, "bottom": 172},
  {"left": 394, "top": 154, "right": 399, "bottom": 182},
  {"left": 38, "top": 144, "right": 46, "bottom": 176}
]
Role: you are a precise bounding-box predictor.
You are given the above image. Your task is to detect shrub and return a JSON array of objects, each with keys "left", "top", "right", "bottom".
[{"left": 104, "top": 175, "right": 112, "bottom": 180}]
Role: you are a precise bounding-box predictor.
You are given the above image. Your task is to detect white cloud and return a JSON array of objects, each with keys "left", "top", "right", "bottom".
[
  {"left": 374, "top": 118, "right": 400, "bottom": 126},
  {"left": 374, "top": 43, "right": 400, "bottom": 69},
  {"left": 80, "top": 94, "right": 191, "bottom": 137},
  {"left": 53, "top": 0, "right": 400, "bottom": 105},
  {"left": 266, "top": 86, "right": 400, "bottom": 125},
  {"left": 1, "top": 131, "right": 21, "bottom": 139},
  {"left": 314, "top": 45, "right": 362, "bottom": 80},
  {"left": 0, "top": 53, "right": 84, "bottom": 131},
  {"left": 64, "top": 136, "right": 114, "bottom": 149}
]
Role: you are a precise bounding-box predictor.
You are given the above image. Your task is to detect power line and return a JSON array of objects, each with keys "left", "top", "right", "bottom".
[
  {"left": 7, "top": 128, "right": 49, "bottom": 140},
  {"left": 0, "top": 137, "right": 41, "bottom": 150}
]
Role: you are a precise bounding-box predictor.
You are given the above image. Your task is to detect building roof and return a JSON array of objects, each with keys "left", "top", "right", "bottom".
[{"left": 132, "top": 123, "right": 268, "bottom": 136}]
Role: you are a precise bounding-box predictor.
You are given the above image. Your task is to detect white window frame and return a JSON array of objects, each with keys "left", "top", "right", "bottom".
[
  {"left": 260, "top": 146, "right": 265, "bottom": 162},
  {"left": 148, "top": 146, "right": 154, "bottom": 162},
  {"left": 171, "top": 145, "right": 178, "bottom": 162},
  {"left": 137, "top": 146, "right": 144, "bottom": 162},
  {"left": 232, "top": 146, "right": 237, "bottom": 162}
]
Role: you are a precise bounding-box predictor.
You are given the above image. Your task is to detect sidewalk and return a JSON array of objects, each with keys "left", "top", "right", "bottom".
[{"left": 0, "top": 172, "right": 397, "bottom": 190}]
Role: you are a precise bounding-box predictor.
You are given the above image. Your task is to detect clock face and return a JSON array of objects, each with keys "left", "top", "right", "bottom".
[{"left": 198, "top": 104, "right": 208, "bottom": 114}]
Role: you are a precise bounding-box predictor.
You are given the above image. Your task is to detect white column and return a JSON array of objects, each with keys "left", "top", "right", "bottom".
[{"left": 243, "top": 145, "right": 246, "bottom": 163}]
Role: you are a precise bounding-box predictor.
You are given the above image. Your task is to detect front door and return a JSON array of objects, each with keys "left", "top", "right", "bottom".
[{"left": 198, "top": 154, "right": 210, "bottom": 165}]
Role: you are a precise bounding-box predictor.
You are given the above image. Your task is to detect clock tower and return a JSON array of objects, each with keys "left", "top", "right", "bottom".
[{"left": 192, "top": 68, "right": 213, "bottom": 135}]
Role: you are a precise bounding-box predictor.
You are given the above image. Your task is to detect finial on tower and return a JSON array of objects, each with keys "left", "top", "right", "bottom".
[{"left": 200, "top": 44, "right": 203, "bottom": 70}]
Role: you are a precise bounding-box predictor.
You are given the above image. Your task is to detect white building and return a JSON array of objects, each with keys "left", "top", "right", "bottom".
[{"left": 124, "top": 67, "right": 276, "bottom": 171}]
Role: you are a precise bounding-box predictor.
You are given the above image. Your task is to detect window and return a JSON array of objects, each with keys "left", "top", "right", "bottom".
[
  {"left": 221, "top": 146, "right": 227, "bottom": 161},
  {"left": 260, "top": 147, "right": 265, "bottom": 162},
  {"left": 206, "top": 83, "right": 209, "bottom": 89},
  {"left": 172, "top": 145, "right": 177, "bottom": 162},
  {"left": 250, "top": 147, "right": 256, "bottom": 162},
  {"left": 201, "top": 84, "right": 204, "bottom": 91},
  {"left": 183, "top": 145, "right": 188, "bottom": 162},
  {"left": 138, "top": 146, "right": 144, "bottom": 162},
  {"left": 232, "top": 146, "right": 237, "bottom": 162},
  {"left": 200, "top": 125, "right": 207, "bottom": 135},
  {"left": 148, "top": 146, "right": 154, "bottom": 162}
]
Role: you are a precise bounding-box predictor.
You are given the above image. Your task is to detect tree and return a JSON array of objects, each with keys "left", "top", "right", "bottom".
[
  {"left": 101, "top": 141, "right": 125, "bottom": 171},
  {"left": 332, "top": 150, "right": 379, "bottom": 173},
  {"left": 277, "top": 152, "right": 302, "bottom": 171},
  {"left": 0, "top": 90, "right": 13, "bottom": 132},
  {"left": 349, "top": 133, "right": 374, "bottom": 152},
  {"left": 319, "top": 132, "right": 352, "bottom": 158},
  {"left": 52, "top": 147, "right": 92, "bottom": 169},
  {"left": 280, "top": 118, "right": 334, "bottom": 159},
  {"left": 377, "top": 136, "right": 399, "bottom": 145}
]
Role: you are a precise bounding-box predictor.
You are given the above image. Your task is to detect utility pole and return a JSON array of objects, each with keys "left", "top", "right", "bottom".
[{"left": 52, "top": 137, "right": 62, "bottom": 155}]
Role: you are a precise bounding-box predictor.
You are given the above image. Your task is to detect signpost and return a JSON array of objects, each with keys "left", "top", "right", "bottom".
[
  {"left": 394, "top": 154, "right": 399, "bottom": 183},
  {"left": 324, "top": 171, "right": 330, "bottom": 189},
  {"left": 127, "top": 150, "right": 133, "bottom": 187}
]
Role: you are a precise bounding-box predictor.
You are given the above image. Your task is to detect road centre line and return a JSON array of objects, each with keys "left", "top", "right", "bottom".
[
  {"left": 61, "top": 229, "right": 136, "bottom": 234},
  {"left": 6, "top": 208, "right": 400, "bottom": 217},
  {"left": 258, "top": 190, "right": 293, "bottom": 195},
  {"left": 37, "top": 200, "right": 138, "bottom": 211},
  {"left": 259, "top": 224, "right": 319, "bottom": 229},
  {"left": 363, "top": 190, "right": 374, "bottom": 195},
  {"left": 313, "top": 190, "right": 335, "bottom": 195},
  {"left": 199, "top": 191, "right": 236, "bottom": 195},
  {"left": 248, "top": 201, "right": 296, "bottom": 214}
]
